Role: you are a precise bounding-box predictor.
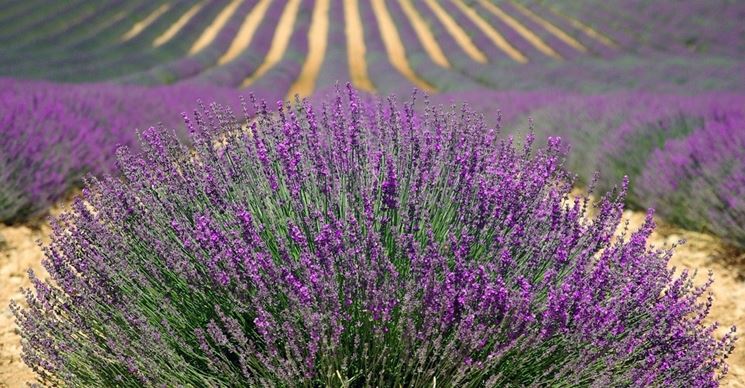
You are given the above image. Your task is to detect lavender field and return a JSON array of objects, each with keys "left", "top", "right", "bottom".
[{"left": 1, "top": 1, "right": 744, "bottom": 386}]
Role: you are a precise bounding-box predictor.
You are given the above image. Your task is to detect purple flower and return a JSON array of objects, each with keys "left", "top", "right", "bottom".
[{"left": 14, "top": 88, "right": 735, "bottom": 387}]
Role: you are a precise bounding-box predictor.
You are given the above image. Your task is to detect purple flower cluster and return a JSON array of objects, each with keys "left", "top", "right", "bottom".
[
  {"left": 14, "top": 87, "right": 735, "bottom": 386},
  {"left": 637, "top": 112, "right": 745, "bottom": 248}
]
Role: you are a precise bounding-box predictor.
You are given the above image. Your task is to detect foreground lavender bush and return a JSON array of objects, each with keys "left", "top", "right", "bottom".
[
  {"left": 637, "top": 113, "right": 745, "bottom": 249},
  {"left": 14, "top": 87, "right": 735, "bottom": 386}
]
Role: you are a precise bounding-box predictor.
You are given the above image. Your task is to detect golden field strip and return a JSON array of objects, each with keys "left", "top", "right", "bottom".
[{"left": 105, "top": 0, "right": 612, "bottom": 96}]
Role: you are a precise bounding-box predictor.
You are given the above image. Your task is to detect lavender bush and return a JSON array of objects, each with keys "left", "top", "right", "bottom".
[
  {"left": 14, "top": 87, "right": 735, "bottom": 386},
  {"left": 637, "top": 113, "right": 745, "bottom": 249}
]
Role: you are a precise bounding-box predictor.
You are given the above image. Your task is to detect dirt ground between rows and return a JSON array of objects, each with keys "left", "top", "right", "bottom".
[{"left": 1, "top": 206, "right": 743, "bottom": 387}]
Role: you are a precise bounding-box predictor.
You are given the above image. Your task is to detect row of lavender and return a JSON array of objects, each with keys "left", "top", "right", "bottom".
[
  {"left": 513, "top": 92, "right": 745, "bottom": 249},
  {"left": 166, "top": 0, "right": 745, "bottom": 94},
  {"left": 0, "top": 0, "right": 182, "bottom": 81},
  {"left": 0, "top": 78, "right": 242, "bottom": 223},
  {"left": 533, "top": 0, "right": 745, "bottom": 57},
  {"left": 0, "top": 79, "right": 535, "bottom": 225},
  {"left": 1, "top": 0, "right": 591, "bottom": 83},
  {"left": 3, "top": 1, "right": 745, "bottom": 94},
  {"left": 0, "top": 76, "right": 472, "bottom": 225}
]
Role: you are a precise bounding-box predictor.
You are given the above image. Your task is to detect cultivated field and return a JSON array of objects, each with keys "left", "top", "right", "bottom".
[{"left": 1, "top": 1, "right": 744, "bottom": 386}]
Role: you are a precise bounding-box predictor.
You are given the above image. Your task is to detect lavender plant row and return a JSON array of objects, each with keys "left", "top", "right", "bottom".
[
  {"left": 189, "top": 0, "right": 289, "bottom": 87},
  {"left": 497, "top": 91, "right": 745, "bottom": 247},
  {"left": 1, "top": 1, "right": 179, "bottom": 81},
  {"left": 122, "top": 0, "right": 258, "bottom": 85},
  {"left": 528, "top": 0, "right": 745, "bottom": 57},
  {"left": 0, "top": 78, "right": 241, "bottom": 223},
  {"left": 14, "top": 87, "right": 734, "bottom": 386},
  {"left": 637, "top": 112, "right": 745, "bottom": 248},
  {"left": 385, "top": 0, "right": 485, "bottom": 92}
]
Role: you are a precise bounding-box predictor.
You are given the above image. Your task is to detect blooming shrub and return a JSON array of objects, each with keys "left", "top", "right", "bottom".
[
  {"left": 637, "top": 112, "right": 745, "bottom": 248},
  {"left": 14, "top": 87, "right": 735, "bottom": 386}
]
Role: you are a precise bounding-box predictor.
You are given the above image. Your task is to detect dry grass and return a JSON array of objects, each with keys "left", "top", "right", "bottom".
[
  {"left": 286, "top": 0, "right": 330, "bottom": 99},
  {"left": 371, "top": 0, "right": 435, "bottom": 92},
  {"left": 241, "top": 0, "right": 302, "bottom": 88},
  {"left": 189, "top": 0, "right": 241, "bottom": 55},
  {"left": 217, "top": 0, "right": 272, "bottom": 65}
]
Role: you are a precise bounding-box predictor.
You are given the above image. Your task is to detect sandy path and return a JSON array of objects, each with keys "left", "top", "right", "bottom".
[
  {"left": 371, "top": 0, "right": 435, "bottom": 93},
  {"left": 217, "top": 0, "right": 272, "bottom": 65},
  {"left": 477, "top": 0, "right": 562, "bottom": 60},
  {"left": 153, "top": 1, "right": 206, "bottom": 48},
  {"left": 344, "top": 0, "right": 376, "bottom": 93},
  {"left": 1, "top": 206, "right": 743, "bottom": 386},
  {"left": 0, "top": 224, "right": 50, "bottom": 387},
  {"left": 423, "top": 0, "right": 488, "bottom": 64},
  {"left": 241, "top": 0, "right": 302, "bottom": 88}
]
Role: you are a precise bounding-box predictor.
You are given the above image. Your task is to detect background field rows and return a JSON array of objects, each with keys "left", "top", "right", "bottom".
[{"left": 1, "top": 0, "right": 622, "bottom": 97}]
